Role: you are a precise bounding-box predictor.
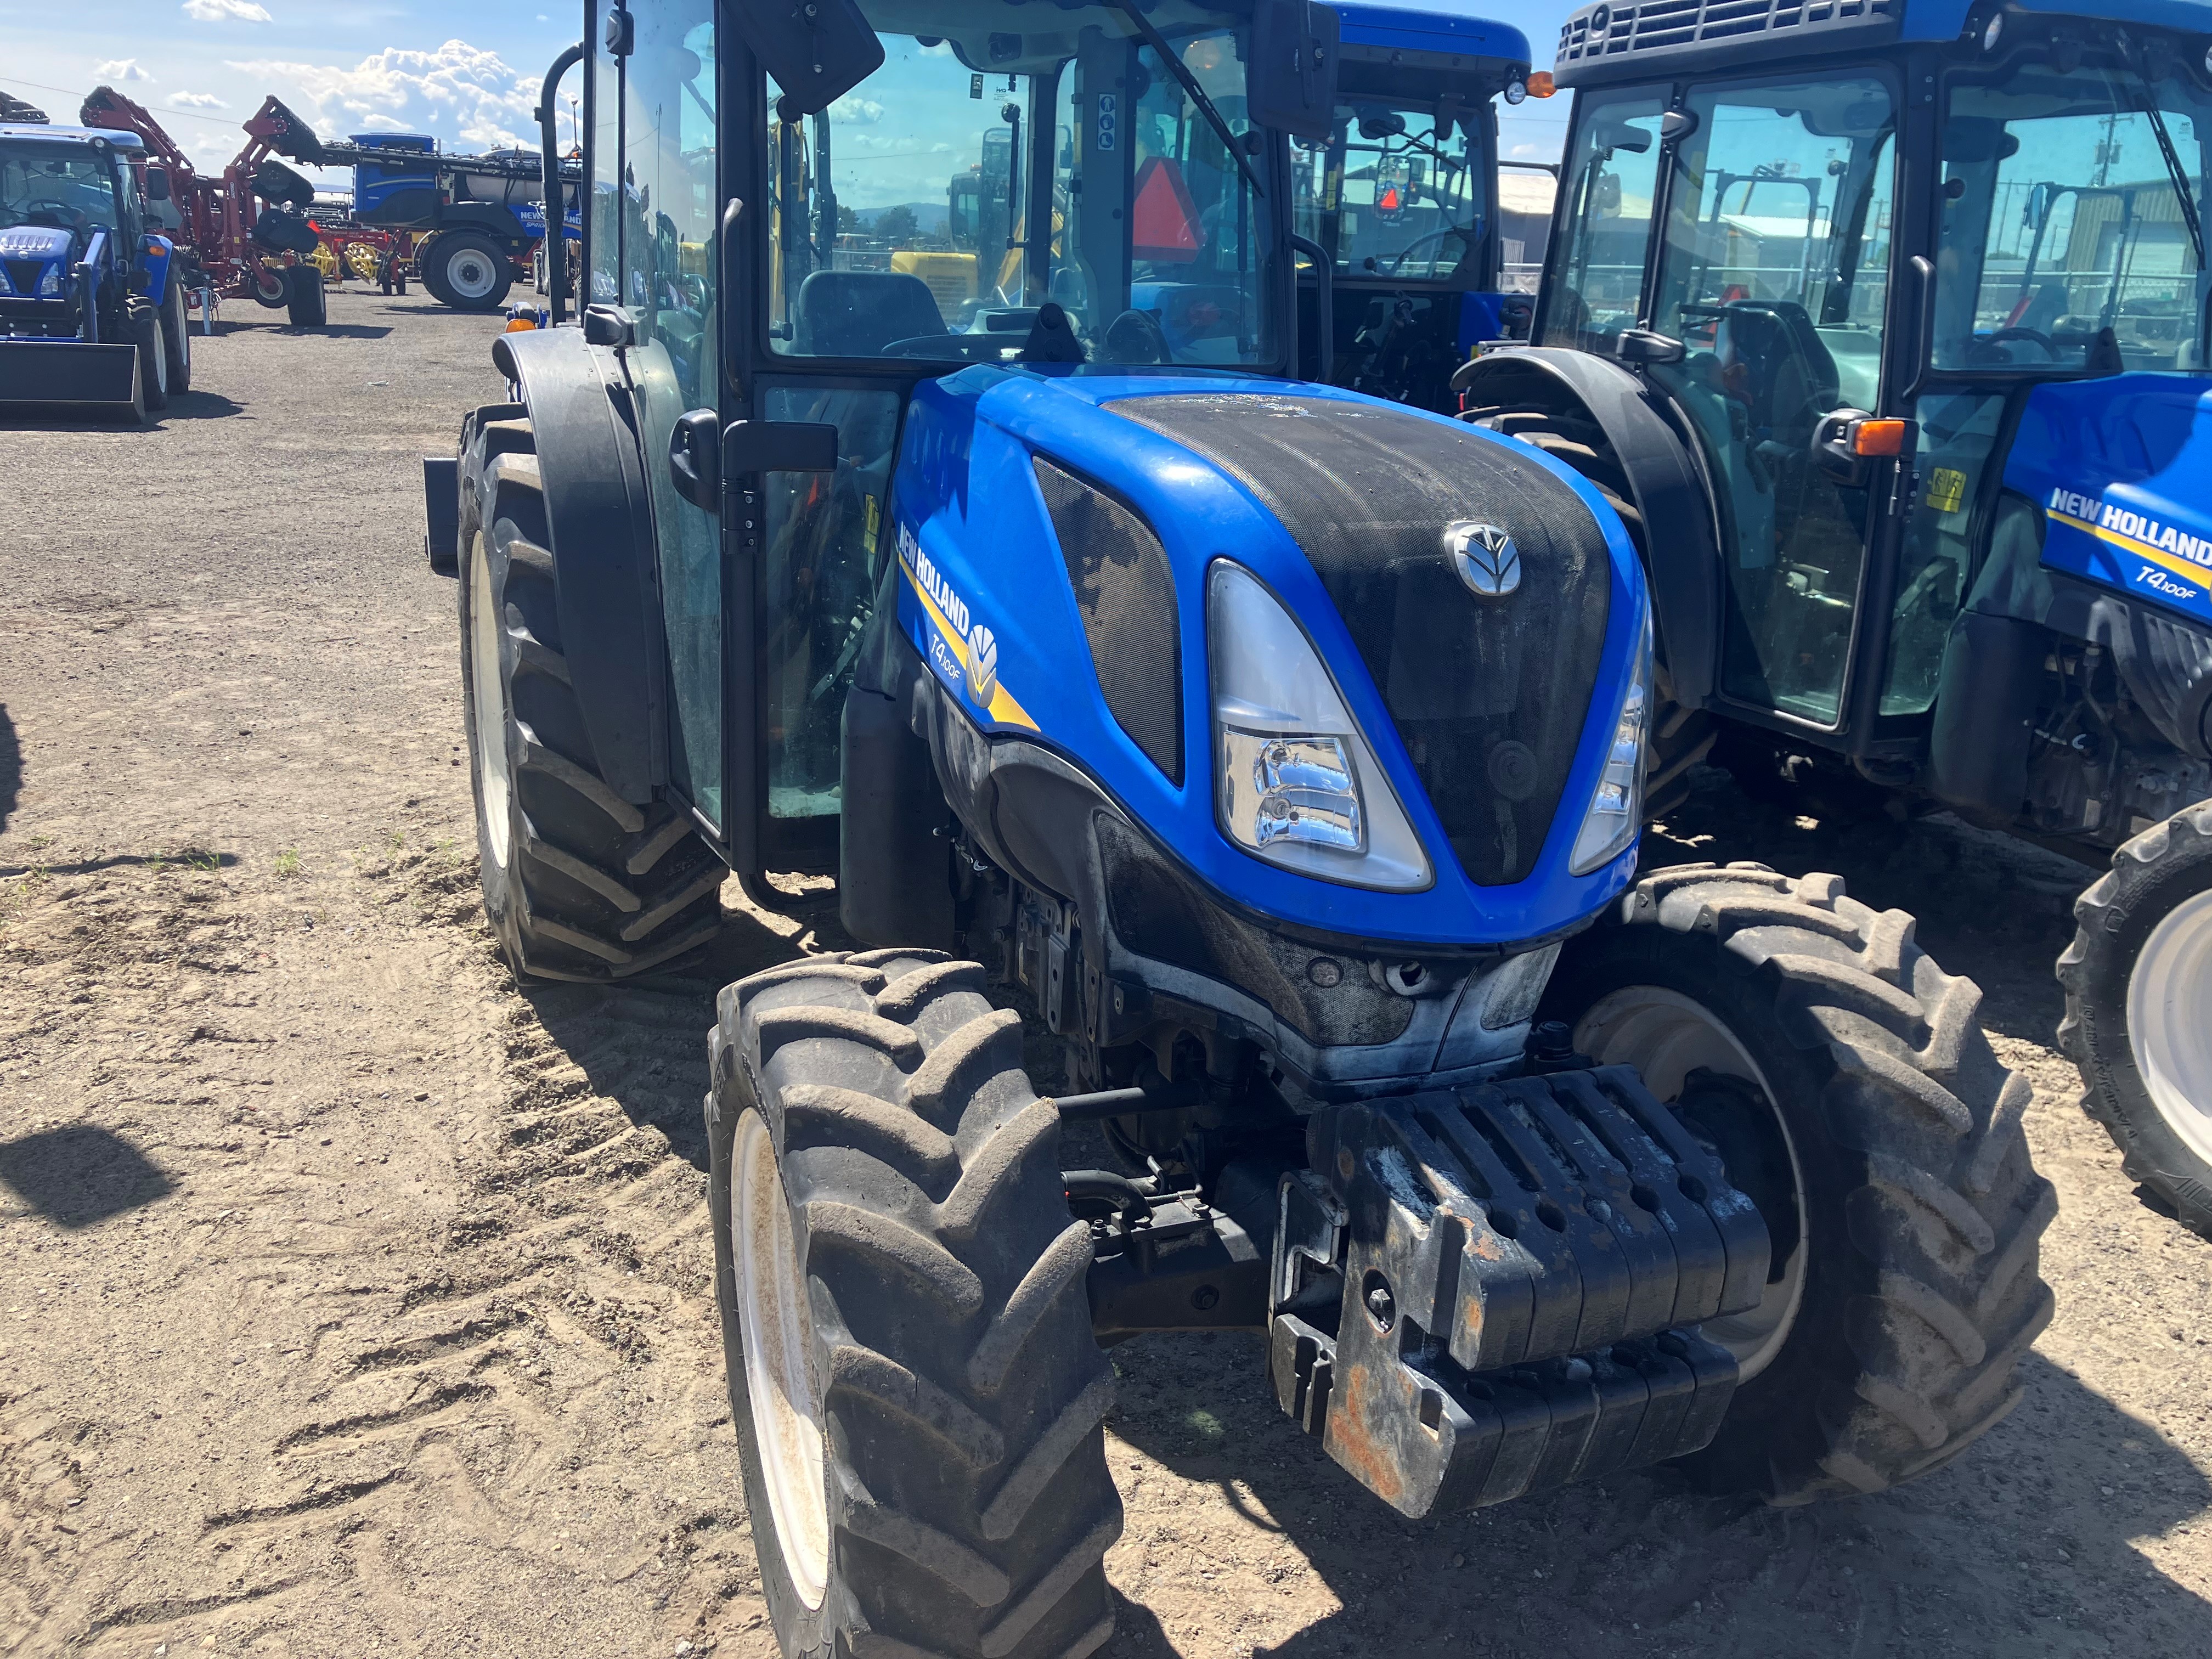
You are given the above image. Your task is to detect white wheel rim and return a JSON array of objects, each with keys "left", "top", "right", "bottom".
[
  {"left": 152, "top": 318, "right": 167, "bottom": 394},
  {"left": 450, "top": 251, "right": 498, "bottom": 300},
  {"left": 1572, "top": 985, "right": 1809, "bottom": 1383},
  {"left": 2127, "top": 888, "right": 2212, "bottom": 1165},
  {"left": 467, "top": 534, "right": 513, "bottom": 870},
  {"left": 733, "top": 1109, "right": 830, "bottom": 1608}
]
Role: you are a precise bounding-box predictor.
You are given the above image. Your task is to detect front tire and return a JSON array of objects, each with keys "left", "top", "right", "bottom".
[
  {"left": 2059, "top": 804, "right": 2212, "bottom": 1238},
  {"left": 127, "top": 299, "right": 168, "bottom": 413},
  {"left": 707, "top": 952, "right": 1122, "bottom": 1659},
  {"left": 161, "top": 281, "right": 192, "bottom": 394},
  {"left": 285, "top": 264, "right": 326, "bottom": 328},
  {"left": 456, "top": 416, "right": 724, "bottom": 979},
  {"left": 1542, "top": 861, "right": 2056, "bottom": 1504}
]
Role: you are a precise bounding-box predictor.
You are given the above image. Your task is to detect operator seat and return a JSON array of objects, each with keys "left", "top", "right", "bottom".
[
  {"left": 793, "top": 270, "right": 947, "bottom": 357},
  {"left": 1725, "top": 299, "right": 1841, "bottom": 442}
]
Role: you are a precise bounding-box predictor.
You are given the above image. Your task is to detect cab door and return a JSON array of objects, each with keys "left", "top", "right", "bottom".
[
  {"left": 596, "top": 0, "right": 729, "bottom": 835},
  {"left": 1640, "top": 74, "right": 1901, "bottom": 730}
]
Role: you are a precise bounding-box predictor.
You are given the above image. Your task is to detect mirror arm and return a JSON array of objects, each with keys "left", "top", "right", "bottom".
[
  {"left": 535, "top": 40, "right": 585, "bottom": 325},
  {"left": 1897, "top": 255, "right": 1936, "bottom": 403},
  {"left": 1290, "top": 232, "right": 1332, "bottom": 385}
]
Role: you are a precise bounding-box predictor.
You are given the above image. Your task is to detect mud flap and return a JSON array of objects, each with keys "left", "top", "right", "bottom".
[
  {"left": 0, "top": 341, "right": 140, "bottom": 414},
  {"left": 1269, "top": 1064, "right": 1765, "bottom": 1517}
]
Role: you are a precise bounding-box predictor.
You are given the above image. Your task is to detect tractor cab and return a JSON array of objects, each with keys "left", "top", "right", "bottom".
[
  {"left": 1461, "top": 0, "right": 2212, "bottom": 1232},
  {"left": 0, "top": 125, "right": 136, "bottom": 311},
  {"left": 1288, "top": 2, "right": 1543, "bottom": 407}
]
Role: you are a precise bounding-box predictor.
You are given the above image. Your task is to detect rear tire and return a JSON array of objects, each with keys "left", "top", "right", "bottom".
[
  {"left": 161, "top": 281, "right": 192, "bottom": 394},
  {"left": 1542, "top": 861, "right": 2056, "bottom": 1504},
  {"left": 285, "top": 264, "right": 326, "bottom": 328},
  {"left": 707, "top": 951, "right": 1122, "bottom": 1659},
  {"left": 456, "top": 416, "right": 725, "bottom": 980},
  {"left": 426, "top": 230, "right": 514, "bottom": 312},
  {"left": 2059, "top": 804, "right": 2212, "bottom": 1238},
  {"left": 1466, "top": 402, "right": 1713, "bottom": 817}
]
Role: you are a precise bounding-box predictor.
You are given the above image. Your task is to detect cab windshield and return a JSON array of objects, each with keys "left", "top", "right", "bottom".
[
  {"left": 0, "top": 146, "right": 121, "bottom": 239},
  {"left": 767, "top": 0, "right": 1271, "bottom": 366},
  {"left": 1937, "top": 54, "right": 2211, "bottom": 373},
  {"left": 1293, "top": 100, "right": 1488, "bottom": 284}
]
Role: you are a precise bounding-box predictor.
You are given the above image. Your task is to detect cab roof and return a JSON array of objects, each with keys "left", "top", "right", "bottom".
[
  {"left": 1554, "top": 0, "right": 2212, "bottom": 87},
  {"left": 1335, "top": 2, "right": 1532, "bottom": 71},
  {"left": 0, "top": 122, "right": 146, "bottom": 152}
]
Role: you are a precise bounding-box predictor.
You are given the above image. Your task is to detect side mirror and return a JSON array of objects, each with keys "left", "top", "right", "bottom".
[
  {"left": 1249, "top": 0, "right": 1341, "bottom": 144},
  {"left": 143, "top": 167, "right": 172, "bottom": 203},
  {"left": 2024, "top": 180, "right": 2055, "bottom": 232},
  {"left": 731, "top": 0, "right": 885, "bottom": 119},
  {"left": 1590, "top": 121, "right": 1654, "bottom": 156}
]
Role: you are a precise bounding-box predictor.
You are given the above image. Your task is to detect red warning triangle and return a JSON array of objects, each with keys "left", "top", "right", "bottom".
[
  {"left": 1378, "top": 184, "right": 1400, "bottom": 213},
  {"left": 1132, "top": 155, "right": 1203, "bottom": 262}
]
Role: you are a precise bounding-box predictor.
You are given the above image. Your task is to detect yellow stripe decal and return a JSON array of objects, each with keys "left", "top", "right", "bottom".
[
  {"left": 2051, "top": 510, "right": 2212, "bottom": 591},
  {"left": 900, "top": 555, "right": 1038, "bottom": 731}
]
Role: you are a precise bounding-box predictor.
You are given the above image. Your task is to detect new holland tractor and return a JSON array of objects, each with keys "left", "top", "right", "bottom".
[
  {"left": 0, "top": 112, "right": 191, "bottom": 420},
  {"left": 433, "top": 4, "right": 2052, "bottom": 1654},
  {"left": 1458, "top": 0, "right": 2212, "bottom": 1237},
  {"left": 1290, "top": 2, "right": 1549, "bottom": 409}
]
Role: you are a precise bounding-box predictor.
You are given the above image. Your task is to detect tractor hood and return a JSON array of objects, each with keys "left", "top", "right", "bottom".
[
  {"left": 0, "top": 226, "right": 73, "bottom": 260},
  {"left": 887, "top": 368, "right": 1649, "bottom": 949}
]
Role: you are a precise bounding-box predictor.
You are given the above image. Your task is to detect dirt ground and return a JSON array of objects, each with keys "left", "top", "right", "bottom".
[{"left": 1, "top": 295, "right": 2207, "bottom": 1659}]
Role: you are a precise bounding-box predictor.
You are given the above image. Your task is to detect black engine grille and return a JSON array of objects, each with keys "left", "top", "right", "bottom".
[{"left": 1109, "top": 394, "right": 1612, "bottom": 887}]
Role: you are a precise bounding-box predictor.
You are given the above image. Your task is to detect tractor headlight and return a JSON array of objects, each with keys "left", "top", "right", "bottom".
[
  {"left": 38, "top": 264, "right": 63, "bottom": 297},
  {"left": 1209, "top": 560, "right": 1431, "bottom": 891},
  {"left": 0, "top": 264, "right": 11, "bottom": 295},
  {"left": 1568, "top": 612, "right": 1654, "bottom": 875}
]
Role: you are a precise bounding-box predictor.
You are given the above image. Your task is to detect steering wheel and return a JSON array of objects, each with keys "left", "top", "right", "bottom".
[
  {"left": 25, "top": 199, "right": 75, "bottom": 226},
  {"left": 1970, "top": 326, "right": 2057, "bottom": 364},
  {"left": 1384, "top": 225, "right": 1475, "bottom": 276},
  {"left": 878, "top": 334, "right": 1015, "bottom": 362}
]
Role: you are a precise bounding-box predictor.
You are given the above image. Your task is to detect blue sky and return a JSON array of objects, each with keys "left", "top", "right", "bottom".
[{"left": 0, "top": 1, "right": 1579, "bottom": 182}]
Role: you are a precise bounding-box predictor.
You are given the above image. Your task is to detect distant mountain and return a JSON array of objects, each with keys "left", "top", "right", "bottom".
[{"left": 855, "top": 201, "right": 949, "bottom": 234}]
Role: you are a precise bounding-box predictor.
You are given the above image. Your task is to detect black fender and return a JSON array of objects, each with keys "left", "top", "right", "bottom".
[
  {"left": 1457, "top": 347, "right": 1722, "bottom": 710},
  {"left": 493, "top": 326, "right": 667, "bottom": 805}
]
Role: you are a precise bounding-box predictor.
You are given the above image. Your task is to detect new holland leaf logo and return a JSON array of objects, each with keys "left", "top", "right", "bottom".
[
  {"left": 1445, "top": 521, "right": 1521, "bottom": 599},
  {"left": 964, "top": 623, "right": 999, "bottom": 705}
]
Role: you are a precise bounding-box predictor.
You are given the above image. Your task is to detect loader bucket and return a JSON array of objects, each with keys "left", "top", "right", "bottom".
[{"left": 0, "top": 342, "right": 143, "bottom": 420}]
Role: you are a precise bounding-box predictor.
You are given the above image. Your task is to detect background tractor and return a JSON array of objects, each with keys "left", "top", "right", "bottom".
[
  {"left": 1459, "top": 0, "right": 2212, "bottom": 1237},
  {"left": 1290, "top": 1, "right": 1556, "bottom": 409},
  {"left": 0, "top": 108, "right": 191, "bottom": 420},
  {"left": 430, "top": 4, "right": 2053, "bottom": 1656}
]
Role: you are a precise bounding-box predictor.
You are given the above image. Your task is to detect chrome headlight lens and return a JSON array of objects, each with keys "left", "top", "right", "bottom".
[
  {"left": 0, "top": 264, "right": 12, "bottom": 295},
  {"left": 1209, "top": 560, "right": 1431, "bottom": 891},
  {"left": 1568, "top": 612, "right": 1654, "bottom": 875},
  {"left": 38, "top": 263, "right": 64, "bottom": 297}
]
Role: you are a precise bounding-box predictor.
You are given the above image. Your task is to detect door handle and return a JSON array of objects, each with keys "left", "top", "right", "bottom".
[{"left": 669, "top": 408, "right": 720, "bottom": 512}]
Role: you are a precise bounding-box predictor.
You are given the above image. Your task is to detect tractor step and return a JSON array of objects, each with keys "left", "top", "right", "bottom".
[{"left": 1268, "top": 1065, "right": 1770, "bottom": 1516}]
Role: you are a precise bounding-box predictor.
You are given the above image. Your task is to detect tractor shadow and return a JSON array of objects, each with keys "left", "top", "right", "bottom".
[
  {"left": 0, "top": 1123, "right": 174, "bottom": 1229},
  {"left": 0, "top": 702, "right": 19, "bottom": 834},
  {"left": 1645, "top": 769, "right": 2087, "bottom": 1048},
  {"left": 282, "top": 324, "right": 394, "bottom": 340},
  {"left": 1101, "top": 1338, "right": 2211, "bottom": 1658},
  {"left": 0, "top": 391, "right": 245, "bottom": 431},
  {"left": 508, "top": 878, "right": 854, "bottom": 1176}
]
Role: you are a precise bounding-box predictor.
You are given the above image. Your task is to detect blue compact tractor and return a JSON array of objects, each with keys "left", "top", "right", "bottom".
[
  {"left": 1291, "top": 2, "right": 1549, "bottom": 408},
  {"left": 431, "top": 4, "right": 2052, "bottom": 1653},
  {"left": 0, "top": 111, "right": 191, "bottom": 421},
  {"left": 1459, "top": 0, "right": 2212, "bottom": 1237}
]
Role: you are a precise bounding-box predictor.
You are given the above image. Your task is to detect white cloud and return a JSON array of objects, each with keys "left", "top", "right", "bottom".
[
  {"left": 184, "top": 0, "right": 274, "bottom": 20},
  {"left": 170, "top": 90, "right": 230, "bottom": 109},
  {"left": 829, "top": 94, "right": 884, "bottom": 125},
  {"left": 1509, "top": 142, "right": 1543, "bottom": 159},
  {"left": 227, "top": 40, "right": 539, "bottom": 151},
  {"left": 95, "top": 59, "right": 153, "bottom": 83}
]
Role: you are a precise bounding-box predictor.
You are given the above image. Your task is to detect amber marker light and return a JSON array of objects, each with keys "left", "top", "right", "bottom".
[
  {"left": 1854, "top": 419, "right": 1909, "bottom": 456},
  {"left": 1527, "top": 72, "right": 1556, "bottom": 98}
]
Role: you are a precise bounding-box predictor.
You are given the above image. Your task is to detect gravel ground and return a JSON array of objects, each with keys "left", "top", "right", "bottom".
[{"left": 1, "top": 294, "right": 2207, "bottom": 1659}]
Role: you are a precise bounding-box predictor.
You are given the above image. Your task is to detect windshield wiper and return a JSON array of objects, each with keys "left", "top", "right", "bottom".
[
  {"left": 1104, "top": 0, "right": 1265, "bottom": 199},
  {"left": 2112, "top": 49, "right": 2206, "bottom": 272}
]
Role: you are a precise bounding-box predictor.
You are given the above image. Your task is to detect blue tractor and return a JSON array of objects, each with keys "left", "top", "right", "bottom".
[
  {"left": 0, "top": 111, "right": 191, "bottom": 421},
  {"left": 1459, "top": 0, "right": 2212, "bottom": 1237},
  {"left": 1292, "top": 1, "right": 1550, "bottom": 408},
  {"left": 432, "top": 4, "right": 2051, "bottom": 1652}
]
